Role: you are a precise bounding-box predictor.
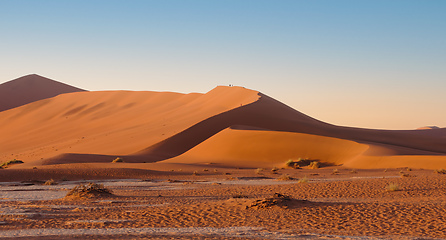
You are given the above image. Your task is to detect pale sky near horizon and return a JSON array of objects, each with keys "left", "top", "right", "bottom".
[{"left": 1, "top": 0, "right": 445, "bottom": 130}]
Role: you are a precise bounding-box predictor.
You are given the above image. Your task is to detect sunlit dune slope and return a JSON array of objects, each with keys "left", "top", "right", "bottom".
[
  {"left": 0, "top": 86, "right": 260, "bottom": 164},
  {"left": 164, "top": 128, "right": 369, "bottom": 168},
  {"left": 0, "top": 74, "right": 85, "bottom": 112}
]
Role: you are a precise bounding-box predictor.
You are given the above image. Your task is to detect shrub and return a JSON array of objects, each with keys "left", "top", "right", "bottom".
[
  {"left": 255, "top": 168, "right": 264, "bottom": 174},
  {"left": 271, "top": 167, "right": 279, "bottom": 174},
  {"left": 277, "top": 174, "right": 293, "bottom": 181},
  {"left": 0, "top": 159, "right": 24, "bottom": 168},
  {"left": 386, "top": 183, "right": 400, "bottom": 192},
  {"left": 297, "top": 176, "right": 309, "bottom": 183},
  {"left": 44, "top": 179, "right": 58, "bottom": 185},
  {"left": 65, "top": 183, "right": 113, "bottom": 199},
  {"left": 232, "top": 194, "right": 249, "bottom": 198},
  {"left": 112, "top": 157, "right": 123, "bottom": 163},
  {"left": 399, "top": 171, "right": 410, "bottom": 178},
  {"left": 331, "top": 169, "right": 339, "bottom": 175},
  {"left": 309, "top": 161, "right": 320, "bottom": 169}
]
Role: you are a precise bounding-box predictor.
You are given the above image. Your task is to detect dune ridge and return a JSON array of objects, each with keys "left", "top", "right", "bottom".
[
  {"left": 0, "top": 74, "right": 86, "bottom": 112},
  {"left": 0, "top": 75, "right": 445, "bottom": 169}
]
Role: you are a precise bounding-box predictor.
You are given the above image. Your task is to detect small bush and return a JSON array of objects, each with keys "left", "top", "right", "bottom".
[
  {"left": 297, "top": 176, "right": 309, "bottom": 183},
  {"left": 309, "top": 161, "right": 320, "bottom": 169},
  {"left": 112, "top": 157, "right": 123, "bottom": 163},
  {"left": 44, "top": 179, "right": 58, "bottom": 185},
  {"left": 203, "top": 169, "right": 209, "bottom": 172},
  {"left": 434, "top": 169, "right": 446, "bottom": 174},
  {"left": 399, "top": 171, "right": 410, "bottom": 178},
  {"left": 277, "top": 174, "right": 293, "bottom": 181},
  {"left": 192, "top": 171, "right": 199, "bottom": 176},
  {"left": 271, "top": 167, "right": 279, "bottom": 174},
  {"left": 0, "top": 159, "right": 24, "bottom": 168},
  {"left": 331, "top": 169, "right": 339, "bottom": 175},
  {"left": 255, "top": 168, "right": 264, "bottom": 174},
  {"left": 232, "top": 194, "right": 249, "bottom": 198},
  {"left": 285, "top": 159, "right": 295, "bottom": 167},
  {"left": 386, "top": 183, "right": 400, "bottom": 192},
  {"left": 65, "top": 183, "right": 113, "bottom": 199}
]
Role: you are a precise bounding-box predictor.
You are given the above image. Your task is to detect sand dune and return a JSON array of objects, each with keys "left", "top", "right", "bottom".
[
  {"left": 0, "top": 74, "right": 85, "bottom": 112},
  {"left": 164, "top": 128, "right": 369, "bottom": 168},
  {"left": 0, "top": 75, "right": 445, "bottom": 169},
  {"left": 0, "top": 86, "right": 259, "bottom": 164}
]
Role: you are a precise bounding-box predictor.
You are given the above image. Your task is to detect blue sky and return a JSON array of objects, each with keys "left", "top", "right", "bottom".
[{"left": 1, "top": 0, "right": 445, "bottom": 129}]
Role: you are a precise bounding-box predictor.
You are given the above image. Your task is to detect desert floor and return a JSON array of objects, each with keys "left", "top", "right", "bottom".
[{"left": 1, "top": 166, "right": 446, "bottom": 239}]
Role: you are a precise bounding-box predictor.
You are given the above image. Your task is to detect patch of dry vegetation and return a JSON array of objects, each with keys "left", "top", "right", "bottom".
[
  {"left": 434, "top": 169, "right": 446, "bottom": 174},
  {"left": 297, "top": 176, "right": 309, "bottom": 183},
  {"left": 246, "top": 193, "right": 308, "bottom": 209},
  {"left": 112, "top": 157, "right": 123, "bottom": 163},
  {"left": 0, "top": 159, "right": 24, "bottom": 168},
  {"left": 277, "top": 174, "right": 294, "bottom": 181},
  {"left": 65, "top": 183, "right": 113, "bottom": 199},
  {"left": 309, "top": 161, "right": 320, "bottom": 169},
  {"left": 386, "top": 183, "right": 400, "bottom": 192},
  {"left": 44, "top": 179, "right": 58, "bottom": 185}
]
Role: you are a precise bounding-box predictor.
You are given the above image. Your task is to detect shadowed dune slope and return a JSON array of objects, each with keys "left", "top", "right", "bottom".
[
  {"left": 0, "top": 74, "right": 86, "bottom": 112},
  {"left": 0, "top": 86, "right": 260, "bottom": 164}
]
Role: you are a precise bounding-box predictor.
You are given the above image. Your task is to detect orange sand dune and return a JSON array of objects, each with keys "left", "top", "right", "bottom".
[
  {"left": 0, "top": 74, "right": 85, "bottom": 112},
  {"left": 1, "top": 77, "right": 445, "bottom": 169},
  {"left": 0, "top": 86, "right": 259, "bottom": 164},
  {"left": 163, "top": 128, "right": 369, "bottom": 168},
  {"left": 138, "top": 92, "right": 446, "bottom": 165}
]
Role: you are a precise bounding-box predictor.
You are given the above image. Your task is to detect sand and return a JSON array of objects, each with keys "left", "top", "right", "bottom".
[
  {"left": 1, "top": 75, "right": 446, "bottom": 239},
  {"left": 1, "top": 167, "right": 446, "bottom": 239}
]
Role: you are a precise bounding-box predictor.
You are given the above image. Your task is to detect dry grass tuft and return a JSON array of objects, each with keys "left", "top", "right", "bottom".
[
  {"left": 44, "top": 179, "right": 58, "bottom": 185},
  {"left": 309, "top": 161, "right": 320, "bottom": 169},
  {"left": 271, "top": 167, "right": 279, "bottom": 174},
  {"left": 232, "top": 194, "right": 249, "bottom": 199},
  {"left": 277, "top": 174, "right": 293, "bottom": 181},
  {"left": 112, "top": 157, "right": 123, "bottom": 163},
  {"left": 0, "top": 159, "right": 24, "bottom": 168},
  {"left": 386, "top": 183, "right": 401, "bottom": 192},
  {"left": 65, "top": 183, "right": 113, "bottom": 199},
  {"left": 297, "top": 176, "right": 309, "bottom": 183},
  {"left": 399, "top": 170, "right": 411, "bottom": 177}
]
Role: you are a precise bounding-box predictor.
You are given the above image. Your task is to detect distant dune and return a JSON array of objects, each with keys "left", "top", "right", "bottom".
[
  {"left": 0, "top": 75, "right": 445, "bottom": 169},
  {"left": 0, "top": 74, "right": 86, "bottom": 112}
]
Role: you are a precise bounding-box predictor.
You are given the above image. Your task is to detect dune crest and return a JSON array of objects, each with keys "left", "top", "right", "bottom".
[
  {"left": 0, "top": 76, "right": 445, "bottom": 169},
  {"left": 0, "top": 74, "right": 86, "bottom": 112}
]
